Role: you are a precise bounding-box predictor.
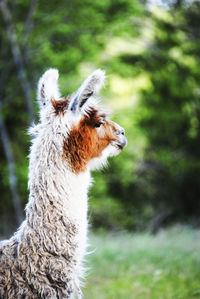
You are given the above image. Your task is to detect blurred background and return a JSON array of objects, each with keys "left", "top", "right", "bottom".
[{"left": 1, "top": 0, "right": 200, "bottom": 297}]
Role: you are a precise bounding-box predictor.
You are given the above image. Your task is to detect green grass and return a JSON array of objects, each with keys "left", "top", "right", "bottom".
[{"left": 83, "top": 226, "right": 200, "bottom": 299}]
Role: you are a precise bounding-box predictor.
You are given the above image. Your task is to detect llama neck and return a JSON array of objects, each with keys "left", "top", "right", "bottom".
[
  {"left": 19, "top": 136, "right": 92, "bottom": 266},
  {"left": 26, "top": 134, "right": 92, "bottom": 226}
]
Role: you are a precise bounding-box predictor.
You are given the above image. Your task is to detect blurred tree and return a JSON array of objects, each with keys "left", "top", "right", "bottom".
[
  {"left": 90, "top": 1, "right": 200, "bottom": 231},
  {"left": 138, "top": 2, "right": 200, "bottom": 230},
  {"left": 107, "top": 1, "right": 200, "bottom": 231},
  {"left": 0, "top": 0, "right": 142, "bottom": 233},
  {"left": 2, "top": 0, "right": 200, "bottom": 233}
]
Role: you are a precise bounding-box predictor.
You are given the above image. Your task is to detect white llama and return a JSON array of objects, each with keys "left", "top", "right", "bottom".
[{"left": 0, "top": 69, "right": 127, "bottom": 298}]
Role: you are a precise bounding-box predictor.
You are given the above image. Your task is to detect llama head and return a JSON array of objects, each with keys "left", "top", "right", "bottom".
[{"left": 34, "top": 68, "right": 127, "bottom": 173}]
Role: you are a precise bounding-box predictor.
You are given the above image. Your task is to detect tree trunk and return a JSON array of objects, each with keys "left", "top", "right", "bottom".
[
  {"left": 0, "top": 102, "right": 24, "bottom": 225},
  {"left": 0, "top": 0, "right": 35, "bottom": 124}
]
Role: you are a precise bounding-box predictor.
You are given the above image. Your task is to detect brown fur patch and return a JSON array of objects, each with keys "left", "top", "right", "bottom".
[
  {"left": 84, "top": 108, "right": 106, "bottom": 127},
  {"left": 51, "top": 99, "right": 69, "bottom": 115},
  {"left": 63, "top": 108, "right": 117, "bottom": 173}
]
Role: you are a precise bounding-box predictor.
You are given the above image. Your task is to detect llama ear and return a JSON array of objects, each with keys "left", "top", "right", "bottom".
[
  {"left": 37, "top": 69, "right": 60, "bottom": 109},
  {"left": 69, "top": 69, "right": 106, "bottom": 112}
]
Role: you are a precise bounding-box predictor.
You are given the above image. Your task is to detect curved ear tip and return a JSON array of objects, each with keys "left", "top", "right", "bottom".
[
  {"left": 93, "top": 69, "right": 106, "bottom": 78},
  {"left": 42, "top": 68, "right": 59, "bottom": 80},
  {"left": 91, "top": 69, "right": 106, "bottom": 86}
]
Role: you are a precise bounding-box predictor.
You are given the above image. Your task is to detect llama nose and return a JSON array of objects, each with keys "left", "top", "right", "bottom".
[{"left": 121, "top": 135, "right": 127, "bottom": 147}]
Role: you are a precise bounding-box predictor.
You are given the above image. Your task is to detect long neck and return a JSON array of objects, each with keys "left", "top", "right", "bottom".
[{"left": 26, "top": 133, "right": 91, "bottom": 228}]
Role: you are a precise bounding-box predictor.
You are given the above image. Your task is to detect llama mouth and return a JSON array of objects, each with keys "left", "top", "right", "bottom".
[
  {"left": 115, "top": 139, "right": 127, "bottom": 150},
  {"left": 116, "top": 144, "right": 123, "bottom": 150}
]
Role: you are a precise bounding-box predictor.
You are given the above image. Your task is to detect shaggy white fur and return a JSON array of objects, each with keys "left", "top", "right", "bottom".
[{"left": 0, "top": 69, "right": 127, "bottom": 298}]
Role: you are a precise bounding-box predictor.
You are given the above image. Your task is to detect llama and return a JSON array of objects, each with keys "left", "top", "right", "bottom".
[{"left": 0, "top": 69, "right": 127, "bottom": 298}]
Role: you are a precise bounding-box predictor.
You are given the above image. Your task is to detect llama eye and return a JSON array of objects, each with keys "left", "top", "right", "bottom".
[{"left": 95, "top": 122, "right": 102, "bottom": 128}]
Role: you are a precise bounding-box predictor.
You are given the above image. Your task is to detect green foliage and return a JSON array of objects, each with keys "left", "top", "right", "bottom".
[
  {"left": 0, "top": 0, "right": 142, "bottom": 230},
  {"left": 1, "top": 0, "right": 200, "bottom": 231},
  {"left": 134, "top": 3, "right": 200, "bottom": 224},
  {"left": 89, "top": 2, "right": 200, "bottom": 231}
]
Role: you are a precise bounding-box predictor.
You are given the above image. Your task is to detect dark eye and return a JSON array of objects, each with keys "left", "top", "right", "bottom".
[{"left": 95, "top": 122, "right": 102, "bottom": 128}]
